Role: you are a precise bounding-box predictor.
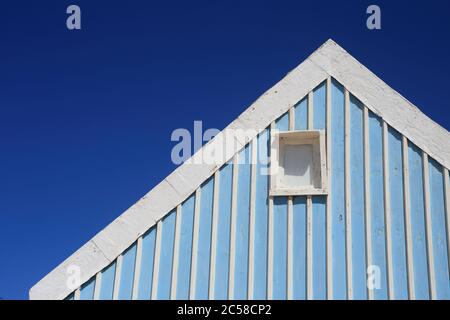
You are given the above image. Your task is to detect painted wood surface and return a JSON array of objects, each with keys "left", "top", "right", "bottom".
[{"left": 67, "top": 80, "right": 450, "bottom": 300}]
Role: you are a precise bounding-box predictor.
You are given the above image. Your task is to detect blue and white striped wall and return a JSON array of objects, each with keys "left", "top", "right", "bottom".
[{"left": 66, "top": 78, "right": 450, "bottom": 300}]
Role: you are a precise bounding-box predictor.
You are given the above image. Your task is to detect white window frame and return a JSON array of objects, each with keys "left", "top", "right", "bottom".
[{"left": 270, "top": 130, "right": 327, "bottom": 196}]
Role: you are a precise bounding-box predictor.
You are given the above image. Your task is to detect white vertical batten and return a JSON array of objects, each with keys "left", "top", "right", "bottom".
[
  {"left": 170, "top": 205, "right": 182, "bottom": 299},
  {"left": 402, "top": 136, "right": 415, "bottom": 299},
  {"left": 93, "top": 272, "right": 102, "bottom": 300},
  {"left": 363, "top": 106, "right": 373, "bottom": 300},
  {"left": 307, "top": 91, "right": 313, "bottom": 130},
  {"left": 267, "top": 122, "right": 275, "bottom": 300},
  {"left": 422, "top": 152, "right": 436, "bottom": 299},
  {"left": 131, "top": 237, "right": 143, "bottom": 300},
  {"left": 151, "top": 221, "right": 163, "bottom": 299},
  {"left": 287, "top": 107, "right": 295, "bottom": 300},
  {"left": 306, "top": 195, "right": 313, "bottom": 300},
  {"left": 289, "top": 106, "right": 295, "bottom": 131},
  {"left": 326, "top": 76, "right": 332, "bottom": 300},
  {"left": 130, "top": 237, "right": 142, "bottom": 300},
  {"left": 112, "top": 254, "right": 123, "bottom": 300},
  {"left": 307, "top": 90, "right": 314, "bottom": 300},
  {"left": 189, "top": 189, "right": 201, "bottom": 299},
  {"left": 248, "top": 138, "right": 258, "bottom": 300},
  {"left": 74, "top": 288, "right": 80, "bottom": 300},
  {"left": 209, "top": 172, "right": 220, "bottom": 299},
  {"left": 228, "top": 154, "right": 239, "bottom": 299},
  {"left": 444, "top": 168, "right": 450, "bottom": 274},
  {"left": 382, "top": 121, "right": 393, "bottom": 299},
  {"left": 344, "top": 88, "right": 352, "bottom": 300}
]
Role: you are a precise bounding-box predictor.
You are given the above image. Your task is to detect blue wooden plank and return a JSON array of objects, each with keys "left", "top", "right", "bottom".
[
  {"left": 292, "top": 196, "right": 307, "bottom": 299},
  {"left": 275, "top": 112, "right": 289, "bottom": 131},
  {"left": 313, "top": 81, "right": 326, "bottom": 130},
  {"left": 194, "top": 177, "right": 214, "bottom": 299},
  {"left": 408, "top": 142, "right": 429, "bottom": 299},
  {"left": 234, "top": 145, "right": 251, "bottom": 299},
  {"left": 312, "top": 196, "right": 327, "bottom": 299},
  {"left": 118, "top": 242, "right": 137, "bottom": 299},
  {"left": 253, "top": 129, "right": 269, "bottom": 299},
  {"left": 349, "top": 95, "right": 367, "bottom": 299},
  {"left": 157, "top": 210, "right": 176, "bottom": 299},
  {"left": 213, "top": 163, "right": 233, "bottom": 299},
  {"left": 330, "top": 79, "right": 347, "bottom": 299},
  {"left": 428, "top": 158, "right": 450, "bottom": 299},
  {"left": 176, "top": 194, "right": 196, "bottom": 299},
  {"left": 294, "top": 97, "right": 308, "bottom": 130},
  {"left": 309, "top": 81, "right": 328, "bottom": 300},
  {"left": 387, "top": 127, "right": 408, "bottom": 299},
  {"left": 272, "top": 196, "right": 288, "bottom": 299},
  {"left": 79, "top": 277, "right": 95, "bottom": 300},
  {"left": 271, "top": 109, "right": 290, "bottom": 300},
  {"left": 368, "top": 112, "right": 388, "bottom": 299},
  {"left": 137, "top": 227, "right": 156, "bottom": 300},
  {"left": 99, "top": 261, "right": 116, "bottom": 300}
]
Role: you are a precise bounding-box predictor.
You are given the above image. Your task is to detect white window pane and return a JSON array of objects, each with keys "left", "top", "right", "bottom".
[{"left": 281, "top": 144, "right": 312, "bottom": 187}]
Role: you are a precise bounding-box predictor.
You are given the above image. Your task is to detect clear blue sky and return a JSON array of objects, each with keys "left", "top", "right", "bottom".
[{"left": 1, "top": 0, "right": 449, "bottom": 299}]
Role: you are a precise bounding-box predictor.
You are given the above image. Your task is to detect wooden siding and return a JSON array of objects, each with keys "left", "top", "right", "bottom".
[{"left": 68, "top": 79, "right": 450, "bottom": 300}]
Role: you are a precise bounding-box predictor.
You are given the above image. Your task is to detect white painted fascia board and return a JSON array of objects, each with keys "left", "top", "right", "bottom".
[
  {"left": 30, "top": 39, "right": 450, "bottom": 300},
  {"left": 29, "top": 240, "right": 111, "bottom": 300},
  {"left": 309, "top": 39, "right": 450, "bottom": 170}
]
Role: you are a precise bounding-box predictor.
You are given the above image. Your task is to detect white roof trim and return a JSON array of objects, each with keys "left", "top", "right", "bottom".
[
  {"left": 308, "top": 41, "right": 450, "bottom": 170},
  {"left": 29, "top": 39, "right": 450, "bottom": 299}
]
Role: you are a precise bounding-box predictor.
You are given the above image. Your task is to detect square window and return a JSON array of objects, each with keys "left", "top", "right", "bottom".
[{"left": 270, "top": 130, "right": 327, "bottom": 196}]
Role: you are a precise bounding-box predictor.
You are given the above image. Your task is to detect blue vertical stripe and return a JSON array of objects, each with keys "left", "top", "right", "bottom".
[
  {"left": 194, "top": 177, "right": 214, "bottom": 299},
  {"left": 368, "top": 112, "right": 388, "bottom": 299},
  {"left": 79, "top": 277, "right": 95, "bottom": 300},
  {"left": 330, "top": 79, "right": 347, "bottom": 298},
  {"left": 292, "top": 196, "right": 307, "bottom": 299},
  {"left": 99, "top": 261, "right": 116, "bottom": 300},
  {"left": 213, "top": 163, "right": 233, "bottom": 299},
  {"left": 294, "top": 98, "right": 308, "bottom": 130},
  {"left": 349, "top": 95, "right": 367, "bottom": 299},
  {"left": 428, "top": 158, "right": 450, "bottom": 299},
  {"left": 271, "top": 110, "right": 289, "bottom": 299},
  {"left": 157, "top": 210, "right": 176, "bottom": 299},
  {"left": 137, "top": 228, "right": 156, "bottom": 300},
  {"left": 387, "top": 127, "right": 408, "bottom": 299},
  {"left": 275, "top": 112, "right": 289, "bottom": 131},
  {"left": 176, "top": 195, "right": 195, "bottom": 299},
  {"left": 118, "top": 242, "right": 137, "bottom": 299},
  {"left": 408, "top": 142, "right": 429, "bottom": 299},
  {"left": 253, "top": 130, "right": 269, "bottom": 299},
  {"left": 272, "top": 196, "right": 288, "bottom": 299},
  {"left": 313, "top": 81, "right": 326, "bottom": 130},
  {"left": 311, "top": 80, "right": 328, "bottom": 299},
  {"left": 234, "top": 145, "right": 251, "bottom": 299},
  {"left": 312, "top": 196, "right": 327, "bottom": 299}
]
